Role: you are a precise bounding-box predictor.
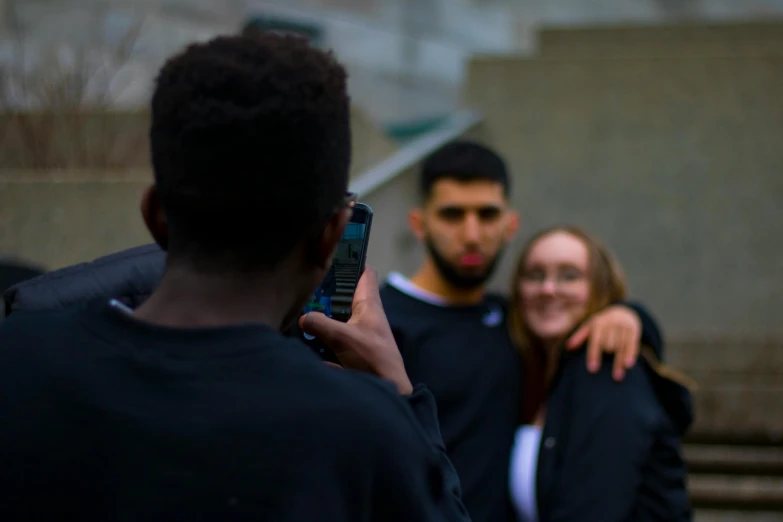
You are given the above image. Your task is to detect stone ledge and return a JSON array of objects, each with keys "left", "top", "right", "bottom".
[
  {"left": 695, "top": 510, "right": 783, "bottom": 522},
  {"left": 667, "top": 341, "right": 783, "bottom": 374},
  {"left": 0, "top": 181, "right": 150, "bottom": 270},
  {"left": 538, "top": 21, "right": 783, "bottom": 46},
  {"left": 685, "top": 444, "right": 783, "bottom": 476},
  {"left": 689, "top": 387, "right": 783, "bottom": 437},
  {"left": 689, "top": 474, "right": 783, "bottom": 511},
  {"left": 0, "top": 170, "right": 153, "bottom": 182}
]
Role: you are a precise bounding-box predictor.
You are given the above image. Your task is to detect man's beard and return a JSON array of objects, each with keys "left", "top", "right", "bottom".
[{"left": 424, "top": 236, "right": 505, "bottom": 291}]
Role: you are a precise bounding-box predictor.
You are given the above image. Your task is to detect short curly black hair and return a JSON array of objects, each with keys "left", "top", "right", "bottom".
[
  {"left": 149, "top": 33, "right": 351, "bottom": 272},
  {"left": 420, "top": 140, "right": 509, "bottom": 200}
]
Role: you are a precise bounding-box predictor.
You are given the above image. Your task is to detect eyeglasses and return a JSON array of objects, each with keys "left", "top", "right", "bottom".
[
  {"left": 309, "top": 192, "right": 358, "bottom": 242},
  {"left": 342, "top": 192, "right": 358, "bottom": 211},
  {"left": 520, "top": 268, "right": 587, "bottom": 290},
  {"left": 325, "top": 192, "right": 357, "bottom": 220}
]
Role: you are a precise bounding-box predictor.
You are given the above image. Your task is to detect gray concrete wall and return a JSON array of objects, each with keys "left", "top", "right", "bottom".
[
  {"left": 465, "top": 54, "right": 782, "bottom": 340},
  {"left": 361, "top": 165, "right": 423, "bottom": 280},
  {"left": 536, "top": 20, "right": 783, "bottom": 58},
  {"left": 667, "top": 339, "right": 783, "bottom": 439},
  {"left": 0, "top": 173, "right": 151, "bottom": 270}
]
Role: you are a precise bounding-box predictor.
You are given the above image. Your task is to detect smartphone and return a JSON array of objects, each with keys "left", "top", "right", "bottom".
[{"left": 290, "top": 202, "right": 373, "bottom": 363}]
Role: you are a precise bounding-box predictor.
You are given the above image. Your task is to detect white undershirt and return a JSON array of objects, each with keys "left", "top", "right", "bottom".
[
  {"left": 386, "top": 271, "right": 450, "bottom": 306},
  {"left": 385, "top": 271, "right": 505, "bottom": 327},
  {"left": 509, "top": 425, "right": 542, "bottom": 522}
]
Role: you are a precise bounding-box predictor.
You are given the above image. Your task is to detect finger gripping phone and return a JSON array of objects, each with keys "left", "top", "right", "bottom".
[{"left": 294, "top": 202, "right": 373, "bottom": 363}]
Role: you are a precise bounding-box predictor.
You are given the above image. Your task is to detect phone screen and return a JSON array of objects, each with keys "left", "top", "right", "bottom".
[{"left": 290, "top": 202, "right": 373, "bottom": 362}]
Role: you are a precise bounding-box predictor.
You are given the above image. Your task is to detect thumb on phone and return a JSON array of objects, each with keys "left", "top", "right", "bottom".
[{"left": 299, "top": 311, "right": 348, "bottom": 348}]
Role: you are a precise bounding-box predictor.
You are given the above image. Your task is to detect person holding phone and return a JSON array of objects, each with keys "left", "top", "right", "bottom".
[
  {"left": 0, "top": 34, "right": 469, "bottom": 522},
  {"left": 299, "top": 199, "right": 371, "bottom": 351}
]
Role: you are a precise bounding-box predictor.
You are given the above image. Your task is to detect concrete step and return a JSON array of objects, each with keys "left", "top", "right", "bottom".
[
  {"left": 695, "top": 510, "right": 783, "bottom": 522},
  {"left": 689, "top": 474, "right": 783, "bottom": 511},
  {"left": 335, "top": 276, "right": 357, "bottom": 281},
  {"left": 685, "top": 444, "right": 783, "bottom": 476},
  {"left": 330, "top": 261, "right": 360, "bottom": 319},
  {"left": 335, "top": 274, "right": 357, "bottom": 280},
  {"left": 536, "top": 21, "right": 783, "bottom": 58}
]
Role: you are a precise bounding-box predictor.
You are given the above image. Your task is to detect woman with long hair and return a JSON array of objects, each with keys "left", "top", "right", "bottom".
[{"left": 508, "top": 225, "right": 695, "bottom": 522}]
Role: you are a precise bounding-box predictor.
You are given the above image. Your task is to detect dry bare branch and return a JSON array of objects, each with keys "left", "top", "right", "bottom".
[{"left": 1, "top": 7, "right": 149, "bottom": 169}]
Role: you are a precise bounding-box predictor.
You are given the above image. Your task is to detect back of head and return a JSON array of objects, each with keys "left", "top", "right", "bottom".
[
  {"left": 420, "top": 140, "right": 510, "bottom": 200},
  {"left": 150, "top": 34, "right": 351, "bottom": 272}
]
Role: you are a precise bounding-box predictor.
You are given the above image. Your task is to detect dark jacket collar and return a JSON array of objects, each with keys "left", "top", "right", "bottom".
[{"left": 3, "top": 244, "right": 165, "bottom": 317}]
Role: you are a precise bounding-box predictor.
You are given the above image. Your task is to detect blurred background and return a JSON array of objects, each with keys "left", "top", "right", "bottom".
[{"left": 1, "top": 1, "right": 782, "bottom": 520}]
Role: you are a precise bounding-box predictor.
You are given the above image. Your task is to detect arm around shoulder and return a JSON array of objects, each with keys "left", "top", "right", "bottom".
[{"left": 619, "top": 301, "right": 664, "bottom": 359}]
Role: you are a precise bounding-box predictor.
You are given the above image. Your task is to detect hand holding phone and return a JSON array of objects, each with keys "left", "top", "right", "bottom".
[
  {"left": 287, "top": 200, "right": 373, "bottom": 363},
  {"left": 299, "top": 266, "right": 412, "bottom": 395}
]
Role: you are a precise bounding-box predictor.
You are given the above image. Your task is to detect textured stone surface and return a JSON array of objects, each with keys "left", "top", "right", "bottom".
[
  {"left": 465, "top": 55, "right": 783, "bottom": 341},
  {"left": 689, "top": 474, "right": 783, "bottom": 506},
  {"left": 695, "top": 510, "right": 783, "bottom": 522},
  {"left": 538, "top": 20, "right": 783, "bottom": 47},
  {"left": 0, "top": 181, "right": 150, "bottom": 270},
  {"left": 686, "top": 439, "right": 783, "bottom": 520},
  {"left": 536, "top": 21, "right": 783, "bottom": 61},
  {"left": 685, "top": 444, "right": 783, "bottom": 474},
  {"left": 688, "top": 381, "right": 783, "bottom": 439}
]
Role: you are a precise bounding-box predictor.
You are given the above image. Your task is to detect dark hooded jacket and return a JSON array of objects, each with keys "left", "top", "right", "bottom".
[
  {"left": 3, "top": 245, "right": 667, "bottom": 359},
  {"left": 3, "top": 244, "right": 165, "bottom": 318},
  {"left": 0, "top": 259, "right": 45, "bottom": 295},
  {"left": 527, "top": 342, "right": 694, "bottom": 522}
]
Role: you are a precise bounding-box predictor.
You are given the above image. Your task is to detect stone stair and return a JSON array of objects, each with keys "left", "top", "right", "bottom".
[
  {"left": 330, "top": 260, "right": 361, "bottom": 321},
  {"left": 686, "top": 437, "right": 783, "bottom": 522}
]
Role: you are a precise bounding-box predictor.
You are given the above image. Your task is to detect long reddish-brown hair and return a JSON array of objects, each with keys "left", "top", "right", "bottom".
[{"left": 509, "top": 225, "right": 629, "bottom": 424}]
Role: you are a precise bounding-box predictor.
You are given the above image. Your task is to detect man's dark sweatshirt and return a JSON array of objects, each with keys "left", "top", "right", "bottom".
[
  {"left": 380, "top": 278, "right": 521, "bottom": 522},
  {"left": 0, "top": 300, "right": 470, "bottom": 522}
]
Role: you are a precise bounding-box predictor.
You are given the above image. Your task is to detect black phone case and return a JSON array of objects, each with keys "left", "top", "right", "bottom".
[{"left": 291, "top": 203, "right": 373, "bottom": 365}]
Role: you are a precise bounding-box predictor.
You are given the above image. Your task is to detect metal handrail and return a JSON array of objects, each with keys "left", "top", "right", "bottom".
[{"left": 349, "top": 110, "right": 483, "bottom": 198}]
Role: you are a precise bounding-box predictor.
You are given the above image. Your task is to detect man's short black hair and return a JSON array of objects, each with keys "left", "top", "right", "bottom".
[
  {"left": 150, "top": 34, "right": 351, "bottom": 272},
  {"left": 420, "top": 140, "right": 509, "bottom": 199}
]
